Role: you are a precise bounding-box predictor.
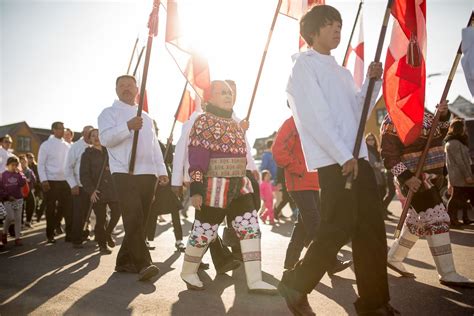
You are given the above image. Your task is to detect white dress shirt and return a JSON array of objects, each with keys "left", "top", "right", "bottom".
[
  {"left": 287, "top": 49, "right": 381, "bottom": 170},
  {"left": 171, "top": 110, "right": 257, "bottom": 186},
  {"left": 64, "top": 137, "right": 89, "bottom": 188},
  {"left": 37, "top": 136, "right": 70, "bottom": 182},
  {"left": 0, "top": 147, "right": 13, "bottom": 173},
  {"left": 98, "top": 99, "right": 167, "bottom": 176}
]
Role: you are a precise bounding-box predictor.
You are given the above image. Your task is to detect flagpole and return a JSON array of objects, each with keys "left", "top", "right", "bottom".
[
  {"left": 164, "top": 82, "right": 188, "bottom": 162},
  {"left": 394, "top": 11, "right": 474, "bottom": 238},
  {"left": 132, "top": 46, "right": 146, "bottom": 76},
  {"left": 126, "top": 37, "right": 139, "bottom": 74},
  {"left": 129, "top": 0, "right": 160, "bottom": 174},
  {"left": 245, "top": 0, "right": 283, "bottom": 121},
  {"left": 342, "top": 0, "right": 363, "bottom": 67},
  {"left": 344, "top": 0, "right": 393, "bottom": 190}
]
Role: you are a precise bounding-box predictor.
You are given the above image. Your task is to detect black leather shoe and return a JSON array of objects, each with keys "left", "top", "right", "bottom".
[
  {"left": 216, "top": 259, "right": 241, "bottom": 274},
  {"left": 327, "top": 259, "right": 352, "bottom": 276},
  {"left": 277, "top": 282, "right": 315, "bottom": 316},
  {"left": 46, "top": 238, "right": 56, "bottom": 244},
  {"left": 138, "top": 265, "right": 160, "bottom": 281}
]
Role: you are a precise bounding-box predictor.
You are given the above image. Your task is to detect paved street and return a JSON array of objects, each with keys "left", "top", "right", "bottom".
[{"left": 1, "top": 201, "right": 473, "bottom": 315}]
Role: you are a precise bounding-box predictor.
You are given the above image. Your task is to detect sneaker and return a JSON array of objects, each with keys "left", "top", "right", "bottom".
[
  {"left": 99, "top": 245, "right": 112, "bottom": 255},
  {"left": 46, "top": 238, "right": 56, "bottom": 244},
  {"left": 138, "top": 265, "right": 160, "bottom": 281},
  {"left": 15, "top": 238, "right": 23, "bottom": 246}
]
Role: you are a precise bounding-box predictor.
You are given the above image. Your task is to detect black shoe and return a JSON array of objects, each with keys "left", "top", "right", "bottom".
[
  {"left": 138, "top": 265, "right": 160, "bottom": 281},
  {"left": 327, "top": 259, "right": 352, "bottom": 276},
  {"left": 115, "top": 264, "right": 137, "bottom": 273},
  {"left": 277, "top": 282, "right": 315, "bottom": 316},
  {"left": 47, "top": 238, "right": 56, "bottom": 244},
  {"left": 216, "top": 259, "right": 241, "bottom": 274},
  {"left": 199, "top": 262, "right": 210, "bottom": 270},
  {"left": 107, "top": 235, "right": 116, "bottom": 248},
  {"left": 99, "top": 245, "right": 112, "bottom": 255}
]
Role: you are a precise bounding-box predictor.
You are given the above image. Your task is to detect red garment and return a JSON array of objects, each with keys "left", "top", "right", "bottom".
[{"left": 272, "top": 117, "right": 319, "bottom": 192}]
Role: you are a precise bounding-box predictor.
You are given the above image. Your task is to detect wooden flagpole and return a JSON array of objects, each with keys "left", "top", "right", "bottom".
[
  {"left": 132, "top": 46, "right": 146, "bottom": 76},
  {"left": 245, "top": 0, "right": 283, "bottom": 121},
  {"left": 126, "top": 37, "right": 139, "bottom": 74},
  {"left": 342, "top": 0, "right": 363, "bottom": 67},
  {"left": 129, "top": 0, "right": 160, "bottom": 174},
  {"left": 345, "top": 0, "right": 393, "bottom": 190},
  {"left": 394, "top": 11, "right": 474, "bottom": 238},
  {"left": 163, "top": 82, "right": 188, "bottom": 161}
]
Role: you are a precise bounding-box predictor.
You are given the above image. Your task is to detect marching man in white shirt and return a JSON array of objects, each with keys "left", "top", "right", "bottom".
[
  {"left": 277, "top": 5, "right": 397, "bottom": 315},
  {"left": 64, "top": 125, "right": 93, "bottom": 249},
  {"left": 37, "top": 122, "right": 71, "bottom": 244},
  {"left": 98, "top": 75, "right": 169, "bottom": 281}
]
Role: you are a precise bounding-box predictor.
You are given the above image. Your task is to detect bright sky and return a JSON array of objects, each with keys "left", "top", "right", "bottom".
[{"left": 1, "top": 0, "right": 472, "bottom": 148}]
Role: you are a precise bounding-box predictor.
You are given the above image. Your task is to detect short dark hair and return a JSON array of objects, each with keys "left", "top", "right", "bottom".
[
  {"left": 448, "top": 118, "right": 465, "bottom": 137},
  {"left": 51, "top": 121, "right": 64, "bottom": 130},
  {"left": 6, "top": 156, "right": 19, "bottom": 166},
  {"left": 300, "top": 5, "right": 342, "bottom": 46},
  {"left": 116, "top": 75, "right": 137, "bottom": 86},
  {"left": 266, "top": 139, "right": 273, "bottom": 149}
]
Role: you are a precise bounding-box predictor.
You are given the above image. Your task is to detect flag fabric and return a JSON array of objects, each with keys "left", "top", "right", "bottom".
[
  {"left": 280, "top": 0, "right": 325, "bottom": 50},
  {"left": 344, "top": 12, "right": 364, "bottom": 88},
  {"left": 135, "top": 91, "right": 149, "bottom": 113},
  {"left": 383, "top": 0, "right": 427, "bottom": 146},
  {"left": 148, "top": 0, "right": 161, "bottom": 37},
  {"left": 165, "top": 0, "right": 211, "bottom": 122},
  {"left": 461, "top": 26, "right": 474, "bottom": 97}
]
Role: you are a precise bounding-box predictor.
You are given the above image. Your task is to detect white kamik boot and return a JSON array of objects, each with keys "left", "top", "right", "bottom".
[
  {"left": 427, "top": 232, "right": 474, "bottom": 288},
  {"left": 181, "top": 244, "right": 207, "bottom": 290},
  {"left": 387, "top": 226, "right": 418, "bottom": 278},
  {"left": 240, "top": 239, "right": 278, "bottom": 295}
]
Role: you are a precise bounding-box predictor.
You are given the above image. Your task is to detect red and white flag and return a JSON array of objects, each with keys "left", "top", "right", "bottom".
[
  {"left": 344, "top": 12, "right": 364, "bottom": 88},
  {"left": 165, "top": 0, "right": 211, "bottom": 122},
  {"left": 280, "top": 0, "right": 325, "bottom": 50},
  {"left": 383, "top": 0, "right": 426, "bottom": 145}
]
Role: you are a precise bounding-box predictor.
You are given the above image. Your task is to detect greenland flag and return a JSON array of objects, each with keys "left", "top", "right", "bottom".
[{"left": 344, "top": 12, "right": 364, "bottom": 88}]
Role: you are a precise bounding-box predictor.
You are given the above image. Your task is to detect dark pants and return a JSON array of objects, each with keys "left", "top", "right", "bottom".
[
  {"left": 24, "top": 192, "right": 36, "bottom": 222},
  {"left": 71, "top": 187, "right": 90, "bottom": 244},
  {"left": 93, "top": 201, "right": 120, "bottom": 247},
  {"left": 171, "top": 210, "right": 183, "bottom": 241},
  {"left": 281, "top": 160, "right": 389, "bottom": 312},
  {"left": 447, "top": 186, "right": 474, "bottom": 221},
  {"left": 209, "top": 234, "right": 235, "bottom": 269},
  {"left": 113, "top": 173, "right": 155, "bottom": 271},
  {"left": 274, "top": 188, "right": 297, "bottom": 218},
  {"left": 382, "top": 172, "right": 396, "bottom": 211},
  {"left": 284, "top": 190, "right": 321, "bottom": 269},
  {"left": 45, "top": 181, "right": 72, "bottom": 240}
]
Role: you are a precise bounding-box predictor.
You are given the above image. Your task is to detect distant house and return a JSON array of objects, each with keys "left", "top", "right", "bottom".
[
  {"left": 253, "top": 131, "right": 276, "bottom": 160},
  {"left": 0, "top": 121, "right": 80, "bottom": 157},
  {"left": 448, "top": 95, "right": 474, "bottom": 119}
]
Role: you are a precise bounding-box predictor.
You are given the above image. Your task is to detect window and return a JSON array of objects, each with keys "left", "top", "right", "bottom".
[
  {"left": 16, "top": 136, "right": 31, "bottom": 152},
  {"left": 376, "top": 108, "right": 388, "bottom": 126}
]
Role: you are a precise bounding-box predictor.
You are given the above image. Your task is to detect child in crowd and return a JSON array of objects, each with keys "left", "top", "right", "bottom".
[
  {"left": 259, "top": 170, "right": 275, "bottom": 225},
  {"left": 1, "top": 156, "right": 27, "bottom": 246}
]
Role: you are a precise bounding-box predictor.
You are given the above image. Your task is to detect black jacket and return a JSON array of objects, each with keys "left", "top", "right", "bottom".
[{"left": 80, "top": 146, "right": 117, "bottom": 203}]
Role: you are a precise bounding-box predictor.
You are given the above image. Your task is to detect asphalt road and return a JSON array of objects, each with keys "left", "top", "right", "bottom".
[{"left": 0, "top": 201, "right": 473, "bottom": 315}]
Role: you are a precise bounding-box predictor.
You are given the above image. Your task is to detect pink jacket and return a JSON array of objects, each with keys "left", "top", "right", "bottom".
[{"left": 259, "top": 181, "right": 273, "bottom": 202}]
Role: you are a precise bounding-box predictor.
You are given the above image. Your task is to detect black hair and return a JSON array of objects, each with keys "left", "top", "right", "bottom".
[
  {"left": 6, "top": 156, "right": 19, "bottom": 166},
  {"left": 300, "top": 5, "right": 342, "bottom": 46},
  {"left": 265, "top": 140, "right": 273, "bottom": 149},
  {"left": 116, "top": 75, "right": 137, "bottom": 86},
  {"left": 51, "top": 121, "right": 64, "bottom": 130}
]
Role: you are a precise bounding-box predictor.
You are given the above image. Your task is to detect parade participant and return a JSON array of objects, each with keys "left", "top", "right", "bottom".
[
  {"left": 37, "top": 122, "right": 71, "bottom": 244},
  {"left": 64, "top": 125, "right": 93, "bottom": 248},
  {"left": 64, "top": 128, "right": 74, "bottom": 144},
  {"left": 80, "top": 129, "right": 121, "bottom": 254},
  {"left": 180, "top": 80, "right": 277, "bottom": 294},
  {"left": 98, "top": 75, "right": 168, "bottom": 281},
  {"left": 273, "top": 116, "right": 352, "bottom": 273},
  {"left": 18, "top": 155, "right": 36, "bottom": 228},
  {"left": 259, "top": 170, "right": 275, "bottom": 225},
  {"left": 444, "top": 118, "right": 474, "bottom": 226},
  {"left": 381, "top": 103, "right": 474, "bottom": 287},
  {"left": 26, "top": 153, "right": 44, "bottom": 222},
  {"left": 0, "top": 135, "right": 14, "bottom": 172},
  {"left": 278, "top": 5, "right": 395, "bottom": 315},
  {"left": 1, "top": 156, "right": 27, "bottom": 246}
]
